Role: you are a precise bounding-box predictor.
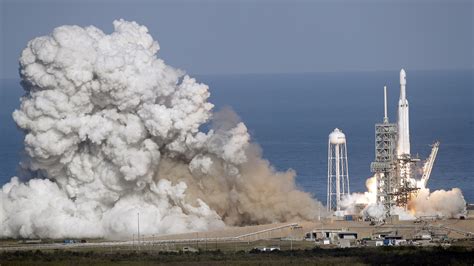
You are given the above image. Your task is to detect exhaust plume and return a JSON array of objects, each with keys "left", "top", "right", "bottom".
[
  {"left": 1, "top": 20, "right": 324, "bottom": 239},
  {"left": 341, "top": 176, "right": 466, "bottom": 221},
  {"left": 408, "top": 187, "right": 466, "bottom": 218}
]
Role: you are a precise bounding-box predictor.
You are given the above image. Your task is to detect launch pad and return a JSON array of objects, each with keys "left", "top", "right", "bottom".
[
  {"left": 325, "top": 69, "right": 447, "bottom": 218},
  {"left": 370, "top": 70, "right": 440, "bottom": 216}
]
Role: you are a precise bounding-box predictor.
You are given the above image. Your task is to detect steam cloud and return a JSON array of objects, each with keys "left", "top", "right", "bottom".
[
  {"left": 341, "top": 176, "right": 466, "bottom": 221},
  {"left": 408, "top": 187, "right": 466, "bottom": 218},
  {"left": 1, "top": 20, "right": 323, "bottom": 239}
]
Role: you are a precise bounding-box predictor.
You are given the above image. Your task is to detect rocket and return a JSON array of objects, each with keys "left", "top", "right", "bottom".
[{"left": 397, "top": 69, "right": 410, "bottom": 156}]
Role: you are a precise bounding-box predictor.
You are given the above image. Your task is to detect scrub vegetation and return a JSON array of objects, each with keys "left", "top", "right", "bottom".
[{"left": 1, "top": 246, "right": 473, "bottom": 265}]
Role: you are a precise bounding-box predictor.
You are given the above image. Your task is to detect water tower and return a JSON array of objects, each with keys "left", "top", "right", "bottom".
[{"left": 327, "top": 128, "right": 350, "bottom": 212}]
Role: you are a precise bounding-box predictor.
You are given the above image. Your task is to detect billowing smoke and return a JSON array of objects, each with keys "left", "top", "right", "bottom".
[
  {"left": 340, "top": 176, "right": 377, "bottom": 214},
  {"left": 341, "top": 175, "right": 466, "bottom": 221},
  {"left": 408, "top": 188, "right": 466, "bottom": 218},
  {"left": 0, "top": 20, "right": 324, "bottom": 239}
]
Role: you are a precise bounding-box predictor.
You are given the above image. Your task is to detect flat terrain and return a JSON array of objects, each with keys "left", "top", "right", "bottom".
[
  {"left": 1, "top": 218, "right": 473, "bottom": 252},
  {"left": 1, "top": 218, "right": 473, "bottom": 265}
]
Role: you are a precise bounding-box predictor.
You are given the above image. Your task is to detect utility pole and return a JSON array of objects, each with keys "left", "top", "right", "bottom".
[
  {"left": 290, "top": 227, "right": 293, "bottom": 251},
  {"left": 137, "top": 212, "right": 140, "bottom": 250}
]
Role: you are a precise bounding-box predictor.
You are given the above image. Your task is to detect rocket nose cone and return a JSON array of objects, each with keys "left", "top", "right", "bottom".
[{"left": 400, "top": 68, "right": 406, "bottom": 85}]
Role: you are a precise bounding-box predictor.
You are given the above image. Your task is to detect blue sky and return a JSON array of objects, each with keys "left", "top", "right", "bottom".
[{"left": 1, "top": 0, "right": 472, "bottom": 78}]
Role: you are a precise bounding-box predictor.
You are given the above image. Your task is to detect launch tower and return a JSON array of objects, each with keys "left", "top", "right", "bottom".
[
  {"left": 371, "top": 69, "right": 440, "bottom": 217},
  {"left": 371, "top": 86, "right": 398, "bottom": 214}
]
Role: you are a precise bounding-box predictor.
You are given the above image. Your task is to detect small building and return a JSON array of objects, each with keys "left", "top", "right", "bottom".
[
  {"left": 338, "top": 239, "right": 351, "bottom": 248},
  {"left": 315, "top": 238, "right": 331, "bottom": 245},
  {"left": 307, "top": 229, "right": 358, "bottom": 246},
  {"left": 395, "top": 239, "right": 407, "bottom": 245},
  {"left": 337, "top": 232, "right": 358, "bottom": 240},
  {"left": 364, "top": 240, "right": 384, "bottom": 246},
  {"left": 383, "top": 236, "right": 405, "bottom": 246}
]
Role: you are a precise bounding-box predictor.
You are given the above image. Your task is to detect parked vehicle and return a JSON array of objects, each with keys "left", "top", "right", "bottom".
[
  {"left": 182, "top": 246, "right": 198, "bottom": 253},
  {"left": 253, "top": 246, "right": 280, "bottom": 252}
]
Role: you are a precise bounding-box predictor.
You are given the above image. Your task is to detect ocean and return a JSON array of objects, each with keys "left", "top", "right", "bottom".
[{"left": 1, "top": 70, "right": 473, "bottom": 203}]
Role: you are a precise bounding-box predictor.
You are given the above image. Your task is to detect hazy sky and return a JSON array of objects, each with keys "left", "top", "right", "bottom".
[{"left": 1, "top": 0, "right": 472, "bottom": 78}]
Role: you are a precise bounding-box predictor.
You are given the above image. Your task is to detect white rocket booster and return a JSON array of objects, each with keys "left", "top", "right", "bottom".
[{"left": 397, "top": 69, "right": 410, "bottom": 156}]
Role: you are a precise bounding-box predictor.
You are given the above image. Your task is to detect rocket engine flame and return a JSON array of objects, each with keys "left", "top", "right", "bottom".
[{"left": 0, "top": 20, "right": 324, "bottom": 239}]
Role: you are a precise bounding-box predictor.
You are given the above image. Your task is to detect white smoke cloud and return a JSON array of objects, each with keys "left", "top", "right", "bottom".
[
  {"left": 1, "top": 20, "right": 324, "bottom": 239},
  {"left": 341, "top": 176, "right": 466, "bottom": 221},
  {"left": 408, "top": 188, "right": 466, "bottom": 218},
  {"left": 340, "top": 176, "right": 377, "bottom": 214}
]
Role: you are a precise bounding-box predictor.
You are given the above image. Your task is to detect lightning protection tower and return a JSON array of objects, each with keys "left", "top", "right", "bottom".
[
  {"left": 371, "top": 86, "right": 398, "bottom": 216},
  {"left": 327, "top": 128, "right": 350, "bottom": 212}
]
